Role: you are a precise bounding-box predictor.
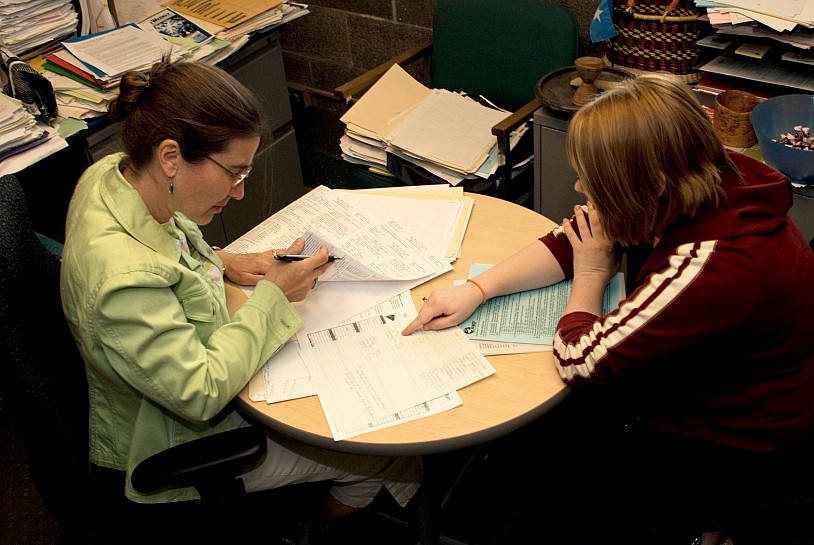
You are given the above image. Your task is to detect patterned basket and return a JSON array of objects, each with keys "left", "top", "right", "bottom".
[{"left": 604, "top": 0, "right": 702, "bottom": 83}]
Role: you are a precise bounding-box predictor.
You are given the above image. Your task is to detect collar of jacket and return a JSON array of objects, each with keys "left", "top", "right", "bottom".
[{"left": 97, "top": 153, "right": 222, "bottom": 274}]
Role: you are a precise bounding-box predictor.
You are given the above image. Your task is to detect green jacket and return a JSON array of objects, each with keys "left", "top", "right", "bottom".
[{"left": 61, "top": 153, "right": 303, "bottom": 503}]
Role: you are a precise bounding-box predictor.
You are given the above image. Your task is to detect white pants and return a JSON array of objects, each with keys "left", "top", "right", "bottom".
[{"left": 231, "top": 412, "right": 422, "bottom": 508}]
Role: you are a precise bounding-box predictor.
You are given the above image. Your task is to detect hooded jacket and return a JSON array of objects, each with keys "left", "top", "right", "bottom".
[{"left": 541, "top": 151, "right": 814, "bottom": 451}]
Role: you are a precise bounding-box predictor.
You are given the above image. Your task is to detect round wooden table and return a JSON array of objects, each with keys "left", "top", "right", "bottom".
[{"left": 233, "top": 193, "right": 570, "bottom": 455}]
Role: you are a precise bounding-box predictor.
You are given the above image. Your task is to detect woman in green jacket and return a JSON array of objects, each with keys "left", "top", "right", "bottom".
[{"left": 60, "top": 60, "right": 421, "bottom": 515}]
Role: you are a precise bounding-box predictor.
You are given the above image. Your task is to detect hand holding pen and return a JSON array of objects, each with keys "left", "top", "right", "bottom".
[
  {"left": 274, "top": 254, "right": 341, "bottom": 262},
  {"left": 262, "top": 239, "right": 336, "bottom": 302}
]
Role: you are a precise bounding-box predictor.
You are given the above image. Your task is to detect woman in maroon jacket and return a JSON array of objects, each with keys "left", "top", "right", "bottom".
[{"left": 404, "top": 73, "right": 814, "bottom": 544}]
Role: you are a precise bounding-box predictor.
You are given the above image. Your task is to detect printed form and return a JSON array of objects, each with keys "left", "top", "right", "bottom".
[
  {"left": 299, "top": 324, "right": 495, "bottom": 441},
  {"left": 226, "top": 185, "right": 455, "bottom": 330},
  {"left": 248, "top": 291, "right": 418, "bottom": 404},
  {"left": 248, "top": 291, "right": 464, "bottom": 440},
  {"left": 461, "top": 264, "right": 626, "bottom": 345}
]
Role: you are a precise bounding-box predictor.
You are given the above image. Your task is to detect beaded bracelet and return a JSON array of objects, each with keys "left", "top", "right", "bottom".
[{"left": 466, "top": 278, "right": 487, "bottom": 304}]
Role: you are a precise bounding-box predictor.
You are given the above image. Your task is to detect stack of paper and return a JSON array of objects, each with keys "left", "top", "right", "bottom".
[
  {"left": 231, "top": 185, "right": 494, "bottom": 440},
  {"left": 43, "top": 24, "right": 181, "bottom": 90},
  {"left": 0, "top": 93, "right": 45, "bottom": 158},
  {"left": 161, "top": 0, "right": 309, "bottom": 44},
  {"left": 0, "top": 0, "right": 78, "bottom": 57},
  {"left": 110, "top": 2, "right": 309, "bottom": 65},
  {"left": 694, "top": 0, "right": 814, "bottom": 92},
  {"left": 0, "top": 92, "right": 66, "bottom": 175},
  {"left": 40, "top": 67, "right": 116, "bottom": 121},
  {"left": 339, "top": 64, "right": 517, "bottom": 186},
  {"left": 696, "top": 0, "right": 813, "bottom": 31}
]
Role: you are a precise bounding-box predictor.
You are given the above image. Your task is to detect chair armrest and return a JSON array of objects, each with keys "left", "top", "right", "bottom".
[
  {"left": 334, "top": 41, "right": 433, "bottom": 102},
  {"left": 130, "top": 426, "right": 267, "bottom": 497},
  {"left": 491, "top": 98, "right": 542, "bottom": 165}
]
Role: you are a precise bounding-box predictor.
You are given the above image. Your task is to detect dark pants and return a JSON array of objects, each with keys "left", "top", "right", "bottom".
[{"left": 502, "top": 388, "right": 814, "bottom": 545}]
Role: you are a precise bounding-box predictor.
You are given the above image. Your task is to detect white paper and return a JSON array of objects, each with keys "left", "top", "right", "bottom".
[
  {"left": 300, "top": 324, "right": 495, "bottom": 432},
  {"left": 62, "top": 24, "right": 178, "bottom": 76},
  {"left": 474, "top": 340, "right": 553, "bottom": 355},
  {"left": 0, "top": 124, "right": 67, "bottom": 176},
  {"left": 258, "top": 341, "right": 316, "bottom": 403},
  {"left": 327, "top": 392, "right": 462, "bottom": 441},
  {"left": 255, "top": 291, "right": 418, "bottom": 404},
  {"left": 334, "top": 192, "right": 464, "bottom": 263},
  {"left": 226, "top": 185, "right": 451, "bottom": 282},
  {"left": 296, "top": 290, "right": 417, "bottom": 348},
  {"left": 386, "top": 89, "right": 510, "bottom": 173},
  {"left": 227, "top": 186, "right": 456, "bottom": 330}
]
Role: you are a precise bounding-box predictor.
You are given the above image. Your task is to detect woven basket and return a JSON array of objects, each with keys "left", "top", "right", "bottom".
[{"left": 604, "top": 0, "right": 702, "bottom": 83}]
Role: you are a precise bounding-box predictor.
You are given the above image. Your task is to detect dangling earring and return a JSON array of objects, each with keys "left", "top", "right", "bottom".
[{"left": 168, "top": 177, "right": 174, "bottom": 195}]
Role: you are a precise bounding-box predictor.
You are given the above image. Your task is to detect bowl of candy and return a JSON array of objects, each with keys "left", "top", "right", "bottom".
[{"left": 750, "top": 94, "right": 814, "bottom": 185}]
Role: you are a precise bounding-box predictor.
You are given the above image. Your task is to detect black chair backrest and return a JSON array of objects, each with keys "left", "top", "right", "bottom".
[{"left": 0, "top": 175, "right": 90, "bottom": 533}]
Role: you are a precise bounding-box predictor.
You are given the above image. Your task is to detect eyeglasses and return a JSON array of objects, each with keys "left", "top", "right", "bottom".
[{"left": 206, "top": 156, "right": 252, "bottom": 187}]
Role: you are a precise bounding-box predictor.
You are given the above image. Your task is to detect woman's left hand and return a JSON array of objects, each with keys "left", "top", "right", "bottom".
[
  {"left": 564, "top": 202, "right": 618, "bottom": 285},
  {"left": 562, "top": 202, "right": 619, "bottom": 316},
  {"left": 216, "top": 249, "right": 280, "bottom": 286},
  {"left": 217, "top": 237, "right": 321, "bottom": 287}
]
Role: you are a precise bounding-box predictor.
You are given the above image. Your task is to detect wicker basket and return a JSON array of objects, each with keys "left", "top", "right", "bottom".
[{"left": 604, "top": 0, "right": 702, "bottom": 83}]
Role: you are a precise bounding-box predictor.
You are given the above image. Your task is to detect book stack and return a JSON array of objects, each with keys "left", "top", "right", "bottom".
[
  {"left": 0, "top": 0, "right": 78, "bottom": 58},
  {"left": 339, "top": 64, "right": 518, "bottom": 186}
]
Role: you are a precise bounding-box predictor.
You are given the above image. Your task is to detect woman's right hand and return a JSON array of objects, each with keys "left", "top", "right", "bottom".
[
  {"left": 262, "top": 239, "right": 334, "bottom": 302},
  {"left": 401, "top": 282, "right": 484, "bottom": 335}
]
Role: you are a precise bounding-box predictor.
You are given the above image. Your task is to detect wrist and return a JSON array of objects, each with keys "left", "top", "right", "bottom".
[
  {"left": 566, "top": 275, "right": 606, "bottom": 316},
  {"left": 466, "top": 278, "right": 487, "bottom": 304},
  {"left": 212, "top": 248, "right": 229, "bottom": 275}
]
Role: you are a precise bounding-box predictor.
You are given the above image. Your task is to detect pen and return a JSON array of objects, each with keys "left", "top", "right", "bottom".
[{"left": 274, "top": 254, "right": 341, "bottom": 262}]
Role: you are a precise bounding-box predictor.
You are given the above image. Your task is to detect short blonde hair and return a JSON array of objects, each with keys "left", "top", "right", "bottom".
[{"left": 566, "top": 72, "right": 737, "bottom": 246}]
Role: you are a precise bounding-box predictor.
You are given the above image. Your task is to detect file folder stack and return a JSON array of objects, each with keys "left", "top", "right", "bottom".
[
  {"left": 0, "top": 0, "right": 78, "bottom": 58},
  {"left": 339, "top": 64, "right": 516, "bottom": 186},
  {"left": 0, "top": 93, "right": 46, "bottom": 160},
  {"left": 43, "top": 24, "right": 181, "bottom": 91}
]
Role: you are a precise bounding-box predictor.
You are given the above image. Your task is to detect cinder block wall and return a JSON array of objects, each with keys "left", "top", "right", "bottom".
[{"left": 281, "top": 0, "right": 601, "bottom": 94}]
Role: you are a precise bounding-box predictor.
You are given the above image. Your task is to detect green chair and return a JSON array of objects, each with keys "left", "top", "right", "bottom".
[{"left": 335, "top": 0, "right": 578, "bottom": 202}]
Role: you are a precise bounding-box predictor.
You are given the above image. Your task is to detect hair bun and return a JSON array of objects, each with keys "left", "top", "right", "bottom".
[{"left": 107, "top": 71, "right": 151, "bottom": 122}]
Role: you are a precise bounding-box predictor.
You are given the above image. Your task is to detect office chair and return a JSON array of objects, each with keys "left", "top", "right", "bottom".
[
  {"left": 334, "top": 0, "right": 578, "bottom": 203},
  {"left": 0, "top": 175, "right": 299, "bottom": 543}
]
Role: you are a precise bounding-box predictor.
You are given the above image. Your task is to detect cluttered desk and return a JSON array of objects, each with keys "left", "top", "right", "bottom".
[
  {"left": 219, "top": 187, "right": 618, "bottom": 456},
  {"left": 2, "top": 1, "right": 310, "bottom": 246}
]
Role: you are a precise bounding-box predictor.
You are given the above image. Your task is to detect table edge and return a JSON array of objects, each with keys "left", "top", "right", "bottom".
[{"left": 236, "top": 386, "right": 572, "bottom": 456}]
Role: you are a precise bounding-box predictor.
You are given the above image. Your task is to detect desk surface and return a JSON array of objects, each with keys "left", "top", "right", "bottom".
[{"left": 232, "top": 193, "right": 569, "bottom": 455}]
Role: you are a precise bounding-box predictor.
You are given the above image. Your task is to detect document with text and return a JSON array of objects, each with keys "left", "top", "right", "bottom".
[
  {"left": 460, "top": 264, "right": 626, "bottom": 345},
  {"left": 226, "top": 185, "right": 456, "bottom": 330},
  {"left": 299, "top": 323, "right": 495, "bottom": 440},
  {"left": 227, "top": 185, "right": 452, "bottom": 282},
  {"left": 250, "top": 291, "right": 418, "bottom": 404}
]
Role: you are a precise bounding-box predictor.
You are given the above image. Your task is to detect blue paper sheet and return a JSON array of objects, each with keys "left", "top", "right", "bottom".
[{"left": 459, "top": 264, "right": 625, "bottom": 345}]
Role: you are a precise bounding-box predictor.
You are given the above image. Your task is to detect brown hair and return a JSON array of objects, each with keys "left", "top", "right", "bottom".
[
  {"left": 108, "top": 60, "right": 268, "bottom": 172},
  {"left": 565, "top": 72, "right": 737, "bottom": 246}
]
